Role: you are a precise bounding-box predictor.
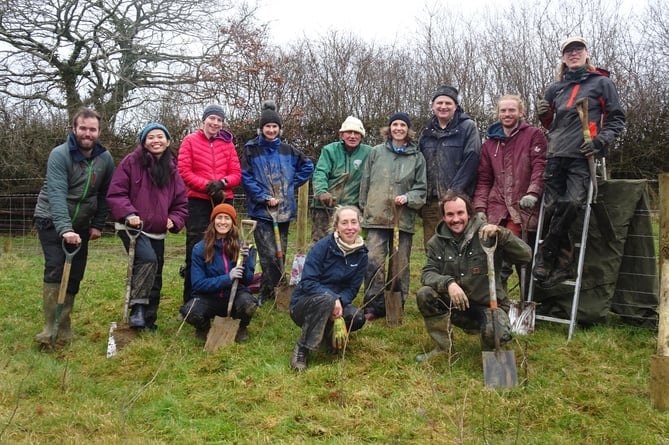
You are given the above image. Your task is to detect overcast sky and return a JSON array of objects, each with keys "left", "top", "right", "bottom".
[{"left": 255, "top": 0, "right": 479, "bottom": 45}]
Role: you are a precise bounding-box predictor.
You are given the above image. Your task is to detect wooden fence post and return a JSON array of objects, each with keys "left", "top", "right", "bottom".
[{"left": 651, "top": 173, "right": 669, "bottom": 410}]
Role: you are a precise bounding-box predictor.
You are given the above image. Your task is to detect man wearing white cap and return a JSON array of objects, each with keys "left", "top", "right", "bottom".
[
  {"left": 310, "top": 116, "right": 372, "bottom": 243},
  {"left": 533, "top": 37, "right": 625, "bottom": 287}
]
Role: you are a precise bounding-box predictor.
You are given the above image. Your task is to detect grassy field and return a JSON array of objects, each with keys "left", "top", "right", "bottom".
[{"left": 0, "top": 230, "right": 667, "bottom": 444}]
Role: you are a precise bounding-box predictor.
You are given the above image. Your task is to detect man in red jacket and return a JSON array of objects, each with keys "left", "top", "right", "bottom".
[{"left": 473, "top": 95, "right": 547, "bottom": 290}]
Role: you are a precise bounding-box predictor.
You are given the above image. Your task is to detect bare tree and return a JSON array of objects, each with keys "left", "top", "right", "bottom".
[{"left": 0, "top": 0, "right": 257, "bottom": 128}]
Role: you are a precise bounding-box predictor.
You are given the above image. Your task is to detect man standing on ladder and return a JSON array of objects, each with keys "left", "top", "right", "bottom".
[{"left": 533, "top": 37, "right": 625, "bottom": 288}]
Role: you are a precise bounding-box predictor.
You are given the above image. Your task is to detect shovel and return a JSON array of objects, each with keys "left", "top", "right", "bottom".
[
  {"left": 481, "top": 236, "right": 518, "bottom": 388},
  {"left": 575, "top": 98, "right": 616, "bottom": 242},
  {"left": 50, "top": 238, "right": 81, "bottom": 348},
  {"left": 509, "top": 212, "right": 536, "bottom": 335},
  {"left": 268, "top": 204, "right": 291, "bottom": 311},
  {"left": 385, "top": 203, "right": 403, "bottom": 327},
  {"left": 204, "top": 219, "right": 257, "bottom": 353},
  {"left": 107, "top": 222, "right": 142, "bottom": 358}
]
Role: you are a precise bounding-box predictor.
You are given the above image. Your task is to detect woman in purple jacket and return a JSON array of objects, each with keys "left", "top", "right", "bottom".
[{"left": 107, "top": 123, "right": 188, "bottom": 331}]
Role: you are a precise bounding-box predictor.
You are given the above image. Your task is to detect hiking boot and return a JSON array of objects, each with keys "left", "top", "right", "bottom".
[
  {"left": 532, "top": 248, "right": 554, "bottom": 282},
  {"left": 416, "top": 346, "right": 445, "bottom": 363},
  {"left": 539, "top": 267, "right": 575, "bottom": 289},
  {"left": 195, "top": 328, "right": 209, "bottom": 341},
  {"left": 290, "top": 344, "right": 308, "bottom": 371},
  {"left": 235, "top": 326, "right": 249, "bottom": 343}
]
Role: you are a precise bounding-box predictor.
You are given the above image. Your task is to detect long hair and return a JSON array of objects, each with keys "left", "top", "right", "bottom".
[
  {"left": 202, "top": 221, "right": 240, "bottom": 264},
  {"left": 141, "top": 146, "right": 174, "bottom": 188},
  {"left": 555, "top": 59, "right": 596, "bottom": 80}
]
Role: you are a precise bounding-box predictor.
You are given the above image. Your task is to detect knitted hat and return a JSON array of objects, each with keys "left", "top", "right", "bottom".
[
  {"left": 560, "top": 36, "right": 587, "bottom": 53},
  {"left": 388, "top": 112, "right": 411, "bottom": 128},
  {"left": 338, "top": 116, "right": 366, "bottom": 137},
  {"left": 210, "top": 203, "right": 237, "bottom": 224},
  {"left": 431, "top": 85, "right": 459, "bottom": 104},
  {"left": 259, "top": 100, "right": 282, "bottom": 129},
  {"left": 202, "top": 104, "right": 226, "bottom": 122},
  {"left": 139, "top": 123, "right": 171, "bottom": 144}
]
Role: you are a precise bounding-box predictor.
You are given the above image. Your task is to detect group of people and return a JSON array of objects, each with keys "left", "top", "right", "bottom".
[{"left": 33, "top": 36, "right": 625, "bottom": 372}]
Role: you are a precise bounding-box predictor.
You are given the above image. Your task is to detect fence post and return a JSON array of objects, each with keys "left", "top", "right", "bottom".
[{"left": 650, "top": 173, "right": 669, "bottom": 410}]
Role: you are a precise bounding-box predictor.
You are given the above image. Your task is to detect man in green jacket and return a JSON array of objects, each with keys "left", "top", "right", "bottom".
[
  {"left": 33, "top": 107, "right": 115, "bottom": 349},
  {"left": 311, "top": 116, "right": 372, "bottom": 243},
  {"left": 415, "top": 191, "right": 531, "bottom": 362}
]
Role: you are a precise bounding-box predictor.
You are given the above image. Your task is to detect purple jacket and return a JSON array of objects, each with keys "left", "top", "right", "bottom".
[
  {"left": 473, "top": 121, "right": 547, "bottom": 231},
  {"left": 107, "top": 146, "right": 188, "bottom": 234}
]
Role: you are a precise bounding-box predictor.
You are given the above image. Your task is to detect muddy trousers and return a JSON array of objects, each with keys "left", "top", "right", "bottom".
[
  {"left": 253, "top": 218, "right": 289, "bottom": 300},
  {"left": 290, "top": 293, "right": 365, "bottom": 351},
  {"left": 179, "top": 290, "right": 258, "bottom": 332}
]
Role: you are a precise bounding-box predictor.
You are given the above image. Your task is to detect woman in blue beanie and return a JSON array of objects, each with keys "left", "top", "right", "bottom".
[{"left": 107, "top": 123, "right": 188, "bottom": 330}]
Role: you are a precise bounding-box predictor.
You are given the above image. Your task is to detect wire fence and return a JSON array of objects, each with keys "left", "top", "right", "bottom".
[{"left": 1, "top": 178, "right": 660, "bottom": 329}]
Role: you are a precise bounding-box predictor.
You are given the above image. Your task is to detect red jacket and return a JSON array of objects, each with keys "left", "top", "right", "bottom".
[
  {"left": 177, "top": 129, "right": 241, "bottom": 201},
  {"left": 473, "top": 121, "right": 547, "bottom": 231}
]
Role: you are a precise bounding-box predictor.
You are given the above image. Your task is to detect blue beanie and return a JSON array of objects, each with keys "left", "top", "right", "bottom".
[
  {"left": 388, "top": 112, "right": 411, "bottom": 128},
  {"left": 139, "top": 123, "right": 171, "bottom": 144}
]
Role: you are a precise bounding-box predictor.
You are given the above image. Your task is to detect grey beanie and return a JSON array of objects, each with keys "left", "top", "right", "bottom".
[
  {"left": 431, "top": 85, "right": 459, "bottom": 104},
  {"left": 202, "top": 104, "right": 226, "bottom": 121},
  {"left": 259, "top": 100, "right": 282, "bottom": 129}
]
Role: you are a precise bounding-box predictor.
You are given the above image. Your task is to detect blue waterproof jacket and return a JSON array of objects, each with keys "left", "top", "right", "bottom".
[
  {"left": 241, "top": 135, "right": 314, "bottom": 223},
  {"left": 191, "top": 239, "right": 257, "bottom": 301},
  {"left": 290, "top": 234, "right": 368, "bottom": 310}
]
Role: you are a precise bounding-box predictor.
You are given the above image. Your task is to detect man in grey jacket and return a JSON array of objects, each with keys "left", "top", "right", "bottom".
[{"left": 33, "top": 107, "right": 115, "bottom": 349}]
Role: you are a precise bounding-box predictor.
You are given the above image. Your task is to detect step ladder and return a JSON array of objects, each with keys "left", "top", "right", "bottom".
[{"left": 527, "top": 160, "right": 603, "bottom": 341}]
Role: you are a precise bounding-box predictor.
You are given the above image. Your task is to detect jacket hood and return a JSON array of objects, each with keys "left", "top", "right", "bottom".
[
  {"left": 381, "top": 139, "right": 420, "bottom": 156},
  {"left": 67, "top": 132, "right": 108, "bottom": 162},
  {"left": 485, "top": 119, "right": 529, "bottom": 140}
]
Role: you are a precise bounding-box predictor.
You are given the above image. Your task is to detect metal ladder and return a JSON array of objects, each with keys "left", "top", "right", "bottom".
[{"left": 527, "top": 167, "right": 599, "bottom": 341}]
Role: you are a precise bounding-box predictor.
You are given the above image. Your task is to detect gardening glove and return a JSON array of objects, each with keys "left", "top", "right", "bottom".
[
  {"left": 447, "top": 281, "right": 469, "bottom": 311},
  {"left": 580, "top": 137, "right": 604, "bottom": 158},
  {"left": 318, "top": 192, "right": 335, "bottom": 207},
  {"left": 332, "top": 317, "right": 348, "bottom": 350},
  {"left": 536, "top": 99, "right": 550, "bottom": 117},
  {"left": 229, "top": 266, "right": 243, "bottom": 281},
  {"left": 519, "top": 195, "right": 538, "bottom": 209},
  {"left": 206, "top": 180, "right": 225, "bottom": 204},
  {"left": 476, "top": 212, "right": 487, "bottom": 222}
]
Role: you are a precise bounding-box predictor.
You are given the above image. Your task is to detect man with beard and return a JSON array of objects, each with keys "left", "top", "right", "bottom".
[{"left": 33, "top": 107, "right": 115, "bottom": 349}]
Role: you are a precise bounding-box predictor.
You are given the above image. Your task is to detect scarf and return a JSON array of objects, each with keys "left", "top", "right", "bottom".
[{"left": 334, "top": 231, "right": 365, "bottom": 256}]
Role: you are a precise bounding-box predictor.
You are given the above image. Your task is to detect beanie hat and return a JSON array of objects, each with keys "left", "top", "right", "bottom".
[
  {"left": 431, "top": 85, "right": 459, "bottom": 104},
  {"left": 202, "top": 104, "right": 226, "bottom": 122},
  {"left": 139, "top": 122, "right": 171, "bottom": 144},
  {"left": 338, "top": 116, "right": 366, "bottom": 137},
  {"left": 388, "top": 112, "right": 411, "bottom": 128},
  {"left": 210, "top": 203, "right": 237, "bottom": 225},
  {"left": 259, "top": 100, "right": 282, "bottom": 129},
  {"left": 560, "top": 36, "right": 587, "bottom": 53}
]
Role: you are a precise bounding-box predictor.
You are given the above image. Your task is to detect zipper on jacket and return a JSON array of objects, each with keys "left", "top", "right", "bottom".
[{"left": 72, "top": 158, "right": 95, "bottom": 223}]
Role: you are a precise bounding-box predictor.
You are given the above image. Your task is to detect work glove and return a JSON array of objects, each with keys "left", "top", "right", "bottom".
[
  {"left": 229, "top": 266, "right": 243, "bottom": 281},
  {"left": 332, "top": 317, "right": 348, "bottom": 350},
  {"left": 206, "top": 180, "right": 225, "bottom": 204},
  {"left": 536, "top": 99, "right": 550, "bottom": 117},
  {"left": 476, "top": 212, "right": 487, "bottom": 222},
  {"left": 580, "top": 137, "right": 604, "bottom": 158},
  {"left": 519, "top": 195, "right": 538, "bottom": 209},
  {"left": 318, "top": 192, "right": 335, "bottom": 207}
]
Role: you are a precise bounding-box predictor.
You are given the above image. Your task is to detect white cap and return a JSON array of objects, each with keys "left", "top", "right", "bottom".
[
  {"left": 338, "top": 116, "right": 366, "bottom": 137},
  {"left": 561, "top": 37, "right": 587, "bottom": 53}
]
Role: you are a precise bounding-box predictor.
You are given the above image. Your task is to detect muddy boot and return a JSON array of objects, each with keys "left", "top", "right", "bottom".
[
  {"left": 34, "top": 282, "right": 60, "bottom": 345},
  {"left": 235, "top": 325, "right": 249, "bottom": 343},
  {"left": 290, "top": 344, "right": 309, "bottom": 371},
  {"left": 129, "top": 304, "right": 146, "bottom": 328},
  {"left": 416, "top": 314, "right": 452, "bottom": 362},
  {"left": 532, "top": 246, "right": 555, "bottom": 282},
  {"left": 56, "top": 293, "right": 76, "bottom": 342},
  {"left": 481, "top": 309, "right": 513, "bottom": 351},
  {"left": 540, "top": 245, "right": 575, "bottom": 288}
]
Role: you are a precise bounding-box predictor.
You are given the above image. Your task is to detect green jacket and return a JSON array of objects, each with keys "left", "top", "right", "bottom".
[
  {"left": 34, "top": 133, "right": 115, "bottom": 236},
  {"left": 421, "top": 215, "right": 532, "bottom": 309},
  {"left": 359, "top": 140, "right": 427, "bottom": 233},
  {"left": 311, "top": 140, "right": 372, "bottom": 209}
]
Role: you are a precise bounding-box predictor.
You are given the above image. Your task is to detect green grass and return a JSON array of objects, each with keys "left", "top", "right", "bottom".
[{"left": 0, "top": 230, "right": 667, "bottom": 444}]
